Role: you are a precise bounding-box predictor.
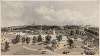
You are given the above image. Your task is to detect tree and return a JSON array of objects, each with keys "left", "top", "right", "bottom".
[
  {"left": 70, "top": 30, "right": 74, "bottom": 35},
  {"left": 22, "top": 37, "right": 26, "bottom": 43},
  {"left": 11, "top": 35, "right": 20, "bottom": 44},
  {"left": 32, "top": 36, "right": 37, "bottom": 43},
  {"left": 2, "top": 41, "right": 10, "bottom": 52},
  {"left": 37, "top": 35, "right": 42, "bottom": 42},
  {"left": 12, "top": 39, "right": 16, "bottom": 44},
  {"left": 45, "top": 35, "right": 52, "bottom": 44},
  {"left": 67, "top": 38, "right": 73, "bottom": 48},
  {"left": 51, "top": 39, "right": 57, "bottom": 49},
  {"left": 76, "top": 30, "right": 79, "bottom": 34},
  {"left": 15, "top": 34, "right": 20, "bottom": 43},
  {"left": 26, "top": 37, "right": 30, "bottom": 44},
  {"left": 56, "top": 35, "right": 62, "bottom": 42}
]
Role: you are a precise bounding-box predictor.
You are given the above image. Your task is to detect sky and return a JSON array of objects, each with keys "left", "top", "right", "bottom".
[{"left": 1, "top": 1, "right": 99, "bottom": 27}]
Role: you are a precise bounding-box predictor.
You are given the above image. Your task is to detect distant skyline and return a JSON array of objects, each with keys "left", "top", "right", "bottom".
[{"left": 1, "top": 1, "right": 99, "bottom": 27}]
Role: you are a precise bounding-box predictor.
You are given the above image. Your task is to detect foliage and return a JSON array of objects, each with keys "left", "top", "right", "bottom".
[
  {"left": 37, "top": 35, "right": 42, "bottom": 42},
  {"left": 56, "top": 35, "right": 62, "bottom": 42},
  {"left": 51, "top": 39, "right": 57, "bottom": 48},
  {"left": 26, "top": 37, "right": 30, "bottom": 44},
  {"left": 45, "top": 35, "right": 52, "bottom": 44},
  {"left": 32, "top": 36, "right": 37, "bottom": 43},
  {"left": 22, "top": 37, "right": 26, "bottom": 43},
  {"left": 2, "top": 41, "right": 10, "bottom": 52},
  {"left": 12, "top": 35, "right": 20, "bottom": 44},
  {"left": 70, "top": 30, "right": 74, "bottom": 35},
  {"left": 67, "top": 38, "right": 73, "bottom": 48}
]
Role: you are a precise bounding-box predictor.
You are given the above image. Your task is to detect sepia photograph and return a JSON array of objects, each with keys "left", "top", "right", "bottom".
[{"left": 1, "top": 0, "right": 99, "bottom": 55}]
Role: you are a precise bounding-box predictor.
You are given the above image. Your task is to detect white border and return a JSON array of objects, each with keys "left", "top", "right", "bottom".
[
  {"left": 0, "top": 0, "right": 99, "bottom": 56},
  {"left": 1, "top": 0, "right": 98, "bottom": 1}
]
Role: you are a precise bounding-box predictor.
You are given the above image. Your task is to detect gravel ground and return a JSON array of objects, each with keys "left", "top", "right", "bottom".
[{"left": 1, "top": 33, "right": 99, "bottom": 55}]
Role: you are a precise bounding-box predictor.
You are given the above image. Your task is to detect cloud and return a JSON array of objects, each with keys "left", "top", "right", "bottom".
[
  {"left": 2, "top": 1, "right": 98, "bottom": 27},
  {"left": 34, "top": 6, "right": 98, "bottom": 26}
]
